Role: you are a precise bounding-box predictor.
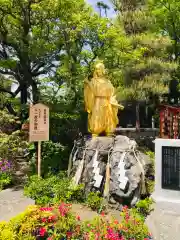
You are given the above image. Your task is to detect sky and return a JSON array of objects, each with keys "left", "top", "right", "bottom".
[{"left": 87, "top": 0, "right": 116, "bottom": 18}]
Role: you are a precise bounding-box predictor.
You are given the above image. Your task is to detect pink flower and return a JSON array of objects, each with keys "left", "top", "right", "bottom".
[
  {"left": 87, "top": 223, "right": 91, "bottom": 227},
  {"left": 47, "top": 237, "right": 53, "bottom": 240},
  {"left": 40, "top": 207, "right": 53, "bottom": 212},
  {"left": 122, "top": 205, "right": 128, "bottom": 212},
  {"left": 58, "top": 203, "right": 69, "bottom": 216},
  {"left": 39, "top": 227, "right": 46, "bottom": 236},
  {"left": 95, "top": 233, "right": 100, "bottom": 240},
  {"left": 76, "top": 215, "right": 81, "bottom": 221}
]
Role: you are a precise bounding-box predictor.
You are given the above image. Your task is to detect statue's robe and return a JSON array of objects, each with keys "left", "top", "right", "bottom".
[{"left": 84, "top": 77, "right": 120, "bottom": 135}]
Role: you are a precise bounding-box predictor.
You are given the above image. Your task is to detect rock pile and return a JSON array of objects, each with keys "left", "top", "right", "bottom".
[{"left": 69, "top": 135, "right": 152, "bottom": 208}]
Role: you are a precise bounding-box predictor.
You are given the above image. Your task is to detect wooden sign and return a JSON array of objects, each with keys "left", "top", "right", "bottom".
[
  {"left": 29, "top": 103, "right": 49, "bottom": 142},
  {"left": 29, "top": 103, "right": 49, "bottom": 177}
]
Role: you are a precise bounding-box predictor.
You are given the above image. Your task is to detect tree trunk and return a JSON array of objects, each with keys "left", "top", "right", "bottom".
[
  {"left": 21, "top": 84, "right": 28, "bottom": 104},
  {"left": 32, "top": 81, "right": 40, "bottom": 104}
]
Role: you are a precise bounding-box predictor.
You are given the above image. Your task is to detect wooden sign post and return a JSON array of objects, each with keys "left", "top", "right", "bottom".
[{"left": 29, "top": 103, "right": 49, "bottom": 177}]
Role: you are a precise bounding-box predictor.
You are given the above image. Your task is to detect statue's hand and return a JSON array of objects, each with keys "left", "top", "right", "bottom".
[
  {"left": 111, "top": 102, "right": 124, "bottom": 110},
  {"left": 110, "top": 96, "right": 124, "bottom": 110}
]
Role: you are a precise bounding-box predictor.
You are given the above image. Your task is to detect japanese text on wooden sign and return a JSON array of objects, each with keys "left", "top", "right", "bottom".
[{"left": 29, "top": 103, "right": 49, "bottom": 142}]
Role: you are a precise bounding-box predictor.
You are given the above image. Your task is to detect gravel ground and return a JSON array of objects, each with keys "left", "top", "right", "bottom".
[
  {"left": 0, "top": 188, "right": 122, "bottom": 223},
  {"left": 0, "top": 187, "right": 34, "bottom": 221}
]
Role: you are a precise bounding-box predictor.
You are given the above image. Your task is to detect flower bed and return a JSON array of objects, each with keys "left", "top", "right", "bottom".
[{"left": 0, "top": 203, "right": 153, "bottom": 240}]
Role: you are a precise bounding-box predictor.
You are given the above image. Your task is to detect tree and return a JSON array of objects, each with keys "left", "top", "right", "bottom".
[
  {"left": 0, "top": 0, "right": 97, "bottom": 117},
  {"left": 0, "top": 0, "right": 129, "bottom": 120},
  {"left": 110, "top": 0, "right": 177, "bottom": 100},
  {"left": 97, "top": 1, "right": 110, "bottom": 17},
  {"left": 150, "top": 0, "right": 180, "bottom": 62}
]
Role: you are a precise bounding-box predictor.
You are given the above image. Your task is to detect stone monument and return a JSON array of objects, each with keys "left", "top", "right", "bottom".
[{"left": 152, "top": 138, "right": 180, "bottom": 213}]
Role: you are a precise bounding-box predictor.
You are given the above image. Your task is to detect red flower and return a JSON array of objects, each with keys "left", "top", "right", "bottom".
[
  {"left": 39, "top": 227, "right": 46, "bottom": 236},
  {"left": 41, "top": 217, "right": 47, "bottom": 223},
  {"left": 101, "top": 211, "right": 105, "bottom": 216},
  {"left": 114, "top": 220, "right": 119, "bottom": 224},
  {"left": 67, "top": 231, "right": 73, "bottom": 238},
  {"left": 48, "top": 215, "right": 56, "bottom": 222},
  {"left": 76, "top": 215, "right": 81, "bottom": 221}
]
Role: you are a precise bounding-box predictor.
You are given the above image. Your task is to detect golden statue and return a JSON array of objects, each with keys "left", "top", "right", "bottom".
[{"left": 84, "top": 62, "right": 124, "bottom": 137}]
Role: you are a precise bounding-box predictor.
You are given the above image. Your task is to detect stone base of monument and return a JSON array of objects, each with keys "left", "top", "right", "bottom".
[
  {"left": 69, "top": 135, "right": 152, "bottom": 207},
  {"left": 152, "top": 138, "right": 180, "bottom": 214}
]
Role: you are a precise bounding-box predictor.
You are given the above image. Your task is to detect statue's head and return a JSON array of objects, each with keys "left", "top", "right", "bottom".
[{"left": 93, "top": 62, "right": 105, "bottom": 78}]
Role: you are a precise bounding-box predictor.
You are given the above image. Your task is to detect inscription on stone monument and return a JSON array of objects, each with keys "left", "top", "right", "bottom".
[{"left": 162, "top": 146, "right": 180, "bottom": 190}]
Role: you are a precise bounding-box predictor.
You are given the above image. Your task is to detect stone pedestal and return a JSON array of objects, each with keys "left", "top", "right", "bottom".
[
  {"left": 152, "top": 138, "right": 180, "bottom": 214},
  {"left": 71, "top": 135, "right": 152, "bottom": 207}
]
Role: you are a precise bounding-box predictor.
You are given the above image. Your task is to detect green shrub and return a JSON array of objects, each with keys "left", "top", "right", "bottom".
[
  {"left": 136, "top": 197, "right": 154, "bottom": 217},
  {"left": 24, "top": 174, "right": 61, "bottom": 205},
  {"left": 28, "top": 141, "right": 69, "bottom": 176},
  {"left": 0, "top": 172, "right": 12, "bottom": 190},
  {"left": 53, "top": 182, "right": 85, "bottom": 203},
  {"left": 0, "top": 221, "right": 15, "bottom": 240},
  {"left": 0, "top": 203, "right": 152, "bottom": 240},
  {"left": 24, "top": 173, "right": 85, "bottom": 205},
  {"left": 86, "top": 191, "right": 104, "bottom": 212},
  {"left": 0, "top": 206, "right": 38, "bottom": 240},
  {"left": 120, "top": 206, "right": 150, "bottom": 240},
  {"left": 0, "top": 110, "right": 20, "bottom": 134},
  {"left": 0, "top": 131, "right": 28, "bottom": 161}
]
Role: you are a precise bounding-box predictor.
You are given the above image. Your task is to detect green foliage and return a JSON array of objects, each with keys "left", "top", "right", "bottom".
[
  {"left": 86, "top": 191, "right": 104, "bottom": 212},
  {"left": 0, "top": 110, "right": 28, "bottom": 162},
  {"left": 0, "top": 130, "right": 29, "bottom": 163},
  {"left": 0, "top": 203, "right": 151, "bottom": 240},
  {"left": 149, "top": 0, "right": 180, "bottom": 60},
  {"left": 0, "top": 110, "right": 20, "bottom": 133},
  {"left": 145, "top": 151, "right": 155, "bottom": 194},
  {"left": 111, "top": 0, "right": 177, "bottom": 100},
  {"left": 28, "top": 141, "right": 69, "bottom": 176},
  {"left": 24, "top": 173, "right": 85, "bottom": 205},
  {"left": 120, "top": 206, "right": 149, "bottom": 239},
  {"left": 0, "top": 158, "right": 13, "bottom": 191},
  {"left": 136, "top": 197, "right": 154, "bottom": 217},
  {"left": 0, "top": 172, "right": 12, "bottom": 191},
  {"left": 0, "top": 221, "right": 15, "bottom": 240}
]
